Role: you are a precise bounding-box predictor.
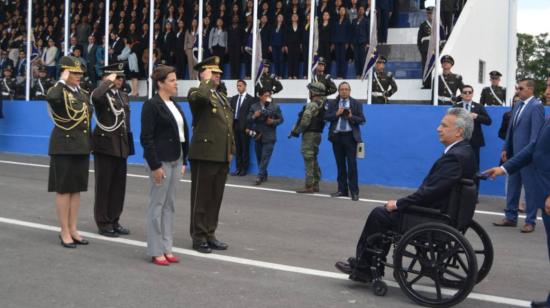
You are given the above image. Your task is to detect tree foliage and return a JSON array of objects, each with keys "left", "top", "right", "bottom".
[{"left": 516, "top": 33, "right": 549, "bottom": 95}]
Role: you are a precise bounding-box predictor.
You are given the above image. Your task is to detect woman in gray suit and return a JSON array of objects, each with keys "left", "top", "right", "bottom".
[
  {"left": 184, "top": 19, "right": 199, "bottom": 80},
  {"left": 140, "top": 65, "right": 189, "bottom": 266}
]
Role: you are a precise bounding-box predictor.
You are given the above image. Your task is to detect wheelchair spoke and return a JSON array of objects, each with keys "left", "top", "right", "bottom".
[
  {"left": 434, "top": 274, "right": 443, "bottom": 300},
  {"left": 427, "top": 232, "right": 436, "bottom": 262},
  {"left": 442, "top": 268, "right": 466, "bottom": 281},
  {"left": 455, "top": 253, "right": 469, "bottom": 272},
  {"left": 407, "top": 273, "right": 425, "bottom": 286}
]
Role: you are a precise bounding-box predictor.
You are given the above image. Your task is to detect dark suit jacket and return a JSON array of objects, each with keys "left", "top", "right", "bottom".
[
  {"left": 454, "top": 101, "right": 492, "bottom": 148},
  {"left": 247, "top": 101, "right": 284, "bottom": 144},
  {"left": 503, "top": 97, "right": 545, "bottom": 158},
  {"left": 504, "top": 118, "right": 550, "bottom": 201},
  {"left": 396, "top": 140, "right": 476, "bottom": 210},
  {"left": 324, "top": 96, "right": 365, "bottom": 143},
  {"left": 91, "top": 80, "right": 132, "bottom": 158},
  {"left": 85, "top": 44, "right": 97, "bottom": 66},
  {"left": 111, "top": 38, "right": 125, "bottom": 60},
  {"left": 230, "top": 93, "right": 254, "bottom": 131},
  {"left": 140, "top": 94, "right": 189, "bottom": 170}
]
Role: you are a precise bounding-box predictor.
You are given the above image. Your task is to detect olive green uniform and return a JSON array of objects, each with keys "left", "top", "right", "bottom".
[
  {"left": 480, "top": 85, "right": 506, "bottom": 106},
  {"left": 313, "top": 73, "right": 337, "bottom": 96},
  {"left": 187, "top": 79, "right": 236, "bottom": 242},
  {"left": 438, "top": 72, "right": 464, "bottom": 105},
  {"left": 371, "top": 71, "right": 398, "bottom": 104}
]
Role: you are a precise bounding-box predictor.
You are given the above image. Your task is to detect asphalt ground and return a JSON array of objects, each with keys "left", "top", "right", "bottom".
[{"left": 0, "top": 152, "right": 548, "bottom": 308}]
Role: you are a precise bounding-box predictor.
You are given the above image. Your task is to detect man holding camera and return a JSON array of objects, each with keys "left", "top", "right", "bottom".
[
  {"left": 247, "top": 88, "right": 284, "bottom": 185},
  {"left": 291, "top": 82, "right": 327, "bottom": 193}
]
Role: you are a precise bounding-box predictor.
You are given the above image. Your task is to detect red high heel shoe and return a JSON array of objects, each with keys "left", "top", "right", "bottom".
[
  {"left": 151, "top": 256, "right": 170, "bottom": 266},
  {"left": 164, "top": 254, "right": 180, "bottom": 263}
]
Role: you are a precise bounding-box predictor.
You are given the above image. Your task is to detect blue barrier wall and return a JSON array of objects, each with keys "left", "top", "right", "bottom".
[{"left": 1, "top": 100, "right": 538, "bottom": 197}]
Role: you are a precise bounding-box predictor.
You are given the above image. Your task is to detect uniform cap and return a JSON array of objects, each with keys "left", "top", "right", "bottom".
[
  {"left": 193, "top": 56, "right": 223, "bottom": 73},
  {"left": 102, "top": 63, "right": 125, "bottom": 77},
  {"left": 60, "top": 56, "right": 85, "bottom": 73},
  {"left": 440, "top": 54, "right": 454, "bottom": 65}
]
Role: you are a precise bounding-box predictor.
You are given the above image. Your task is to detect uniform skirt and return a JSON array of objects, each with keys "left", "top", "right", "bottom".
[{"left": 48, "top": 155, "right": 90, "bottom": 193}]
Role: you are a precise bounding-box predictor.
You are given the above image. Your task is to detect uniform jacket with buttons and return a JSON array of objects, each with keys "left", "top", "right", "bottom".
[
  {"left": 46, "top": 82, "right": 92, "bottom": 155},
  {"left": 187, "top": 79, "right": 235, "bottom": 163},
  {"left": 140, "top": 94, "right": 189, "bottom": 170},
  {"left": 91, "top": 80, "right": 133, "bottom": 158}
]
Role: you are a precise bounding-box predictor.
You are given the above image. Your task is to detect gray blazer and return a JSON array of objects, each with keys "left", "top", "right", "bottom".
[{"left": 208, "top": 28, "right": 227, "bottom": 49}]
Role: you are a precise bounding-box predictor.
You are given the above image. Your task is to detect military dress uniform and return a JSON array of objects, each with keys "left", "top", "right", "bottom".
[
  {"left": 91, "top": 63, "right": 133, "bottom": 236},
  {"left": 1, "top": 66, "right": 17, "bottom": 100},
  {"left": 32, "top": 67, "right": 54, "bottom": 99},
  {"left": 292, "top": 82, "right": 327, "bottom": 193},
  {"left": 417, "top": 8, "right": 432, "bottom": 88},
  {"left": 313, "top": 57, "right": 337, "bottom": 97},
  {"left": 255, "top": 61, "right": 283, "bottom": 96},
  {"left": 46, "top": 57, "right": 92, "bottom": 193},
  {"left": 480, "top": 71, "right": 506, "bottom": 106},
  {"left": 187, "top": 56, "right": 235, "bottom": 252},
  {"left": 371, "top": 57, "right": 398, "bottom": 104},
  {"left": 438, "top": 55, "right": 464, "bottom": 105}
]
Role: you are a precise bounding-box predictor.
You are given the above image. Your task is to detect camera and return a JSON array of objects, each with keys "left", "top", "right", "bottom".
[
  {"left": 260, "top": 108, "right": 273, "bottom": 118},
  {"left": 342, "top": 108, "right": 350, "bottom": 117}
]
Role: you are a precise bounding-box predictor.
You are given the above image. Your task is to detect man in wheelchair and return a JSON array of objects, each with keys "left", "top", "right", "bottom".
[{"left": 335, "top": 108, "right": 476, "bottom": 283}]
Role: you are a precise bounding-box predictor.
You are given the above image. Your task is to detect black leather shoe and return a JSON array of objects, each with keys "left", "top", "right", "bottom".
[
  {"left": 98, "top": 229, "right": 119, "bottom": 238},
  {"left": 208, "top": 239, "right": 228, "bottom": 250},
  {"left": 114, "top": 225, "right": 130, "bottom": 235},
  {"left": 330, "top": 192, "right": 348, "bottom": 197},
  {"left": 230, "top": 170, "right": 241, "bottom": 176},
  {"left": 59, "top": 235, "right": 76, "bottom": 248},
  {"left": 335, "top": 261, "right": 352, "bottom": 274},
  {"left": 254, "top": 177, "right": 262, "bottom": 185},
  {"left": 193, "top": 241, "right": 212, "bottom": 253},
  {"left": 531, "top": 300, "right": 550, "bottom": 308},
  {"left": 72, "top": 237, "right": 89, "bottom": 245},
  {"left": 351, "top": 193, "right": 359, "bottom": 201}
]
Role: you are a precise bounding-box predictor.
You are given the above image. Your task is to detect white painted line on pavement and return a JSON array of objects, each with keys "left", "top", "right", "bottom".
[
  {"left": 0, "top": 216, "right": 532, "bottom": 307},
  {"left": 0, "top": 159, "right": 542, "bottom": 221}
]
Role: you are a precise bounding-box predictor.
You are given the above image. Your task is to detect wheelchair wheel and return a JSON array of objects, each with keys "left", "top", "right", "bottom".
[
  {"left": 463, "top": 220, "right": 493, "bottom": 284},
  {"left": 373, "top": 280, "right": 388, "bottom": 296},
  {"left": 393, "top": 223, "right": 478, "bottom": 308}
]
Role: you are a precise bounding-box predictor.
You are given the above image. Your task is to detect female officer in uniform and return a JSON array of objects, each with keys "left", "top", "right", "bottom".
[{"left": 46, "top": 56, "right": 91, "bottom": 248}]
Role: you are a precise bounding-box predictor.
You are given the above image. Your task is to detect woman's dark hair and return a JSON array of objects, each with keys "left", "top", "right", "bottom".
[{"left": 151, "top": 65, "right": 176, "bottom": 90}]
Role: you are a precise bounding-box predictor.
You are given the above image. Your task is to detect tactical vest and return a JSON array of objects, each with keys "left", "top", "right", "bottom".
[{"left": 304, "top": 101, "right": 326, "bottom": 133}]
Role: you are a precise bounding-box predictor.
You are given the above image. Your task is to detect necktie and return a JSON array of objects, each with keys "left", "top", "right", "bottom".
[
  {"left": 339, "top": 101, "right": 348, "bottom": 131},
  {"left": 513, "top": 101, "right": 525, "bottom": 127},
  {"left": 235, "top": 95, "right": 242, "bottom": 119}
]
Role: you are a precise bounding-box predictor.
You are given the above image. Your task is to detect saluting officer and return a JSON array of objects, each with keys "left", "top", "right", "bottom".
[
  {"left": 438, "top": 54, "right": 464, "bottom": 105},
  {"left": 480, "top": 70, "right": 506, "bottom": 106},
  {"left": 255, "top": 60, "right": 283, "bottom": 96},
  {"left": 1, "top": 65, "right": 16, "bottom": 100},
  {"left": 313, "top": 57, "right": 337, "bottom": 96},
  {"left": 371, "top": 56, "right": 398, "bottom": 104},
  {"left": 417, "top": 6, "right": 433, "bottom": 89},
  {"left": 187, "top": 56, "right": 235, "bottom": 254},
  {"left": 91, "top": 63, "right": 133, "bottom": 237},
  {"left": 46, "top": 56, "right": 92, "bottom": 248},
  {"left": 291, "top": 82, "right": 327, "bottom": 194},
  {"left": 32, "top": 65, "right": 54, "bottom": 99}
]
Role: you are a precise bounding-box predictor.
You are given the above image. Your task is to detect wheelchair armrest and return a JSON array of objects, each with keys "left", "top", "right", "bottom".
[
  {"left": 401, "top": 205, "right": 449, "bottom": 220},
  {"left": 399, "top": 205, "right": 452, "bottom": 233}
]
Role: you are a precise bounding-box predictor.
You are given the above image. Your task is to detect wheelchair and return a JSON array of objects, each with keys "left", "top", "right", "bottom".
[{"left": 355, "top": 179, "right": 494, "bottom": 307}]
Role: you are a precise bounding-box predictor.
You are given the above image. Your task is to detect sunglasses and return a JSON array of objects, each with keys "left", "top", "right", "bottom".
[{"left": 462, "top": 91, "right": 473, "bottom": 94}]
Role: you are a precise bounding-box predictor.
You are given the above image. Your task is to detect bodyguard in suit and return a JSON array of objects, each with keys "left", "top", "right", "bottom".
[
  {"left": 230, "top": 79, "right": 254, "bottom": 176},
  {"left": 480, "top": 71, "right": 506, "bottom": 106},
  {"left": 187, "top": 56, "right": 235, "bottom": 254},
  {"left": 494, "top": 78, "right": 545, "bottom": 233},
  {"left": 91, "top": 63, "right": 133, "bottom": 237},
  {"left": 247, "top": 88, "right": 284, "bottom": 185},
  {"left": 454, "top": 85, "right": 491, "bottom": 197},
  {"left": 326, "top": 82, "right": 365, "bottom": 201},
  {"left": 335, "top": 108, "right": 476, "bottom": 281}
]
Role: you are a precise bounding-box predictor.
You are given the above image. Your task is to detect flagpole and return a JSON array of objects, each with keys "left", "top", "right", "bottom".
[
  {"left": 432, "top": 0, "right": 440, "bottom": 106},
  {"left": 367, "top": 0, "right": 376, "bottom": 104},
  {"left": 147, "top": 0, "right": 154, "bottom": 98},
  {"left": 105, "top": 0, "right": 110, "bottom": 66},
  {"left": 307, "top": 0, "right": 315, "bottom": 83},
  {"left": 64, "top": 0, "right": 69, "bottom": 55},
  {"left": 25, "top": 0, "right": 32, "bottom": 101},
  {"left": 251, "top": 0, "right": 259, "bottom": 91},
  {"left": 505, "top": 0, "right": 517, "bottom": 107},
  {"left": 198, "top": 0, "right": 204, "bottom": 63}
]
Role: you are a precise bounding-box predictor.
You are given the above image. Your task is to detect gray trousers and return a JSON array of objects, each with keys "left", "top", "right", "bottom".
[{"left": 146, "top": 159, "right": 182, "bottom": 257}]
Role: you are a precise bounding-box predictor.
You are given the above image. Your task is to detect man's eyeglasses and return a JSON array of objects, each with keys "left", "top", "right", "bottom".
[{"left": 462, "top": 91, "right": 473, "bottom": 94}]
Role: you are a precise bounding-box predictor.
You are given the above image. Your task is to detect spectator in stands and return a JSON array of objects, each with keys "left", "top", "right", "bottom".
[
  {"left": 480, "top": 71, "right": 506, "bottom": 106},
  {"left": 332, "top": 7, "right": 350, "bottom": 79},
  {"left": 270, "top": 14, "right": 285, "bottom": 78},
  {"left": 15, "top": 49, "right": 26, "bottom": 80},
  {"left": 0, "top": 49, "right": 14, "bottom": 74},
  {"left": 217, "top": 3, "right": 229, "bottom": 27},
  {"left": 273, "top": 1, "right": 284, "bottom": 24},
  {"left": 109, "top": 32, "right": 125, "bottom": 65},
  {"left": 376, "top": 0, "right": 394, "bottom": 44},
  {"left": 259, "top": 15, "right": 272, "bottom": 61},
  {"left": 441, "top": 0, "right": 457, "bottom": 38},
  {"left": 318, "top": 0, "right": 330, "bottom": 17},
  {"left": 259, "top": 1, "right": 270, "bottom": 20},
  {"left": 347, "top": 0, "right": 359, "bottom": 22},
  {"left": 286, "top": 0, "right": 303, "bottom": 25},
  {"left": 43, "top": 38, "right": 58, "bottom": 78},
  {"left": 76, "top": 16, "right": 91, "bottom": 47},
  {"left": 185, "top": 19, "right": 198, "bottom": 80},
  {"left": 227, "top": 15, "right": 244, "bottom": 79},
  {"left": 161, "top": 22, "right": 176, "bottom": 66},
  {"left": 285, "top": 13, "right": 302, "bottom": 79},
  {"left": 202, "top": 16, "right": 212, "bottom": 59},
  {"left": 175, "top": 20, "right": 187, "bottom": 79},
  {"left": 352, "top": 5, "right": 370, "bottom": 79},
  {"left": 301, "top": 13, "right": 311, "bottom": 79},
  {"left": 318, "top": 11, "right": 332, "bottom": 71},
  {"left": 209, "top": 18, "right": 227, "bottom": 68}
]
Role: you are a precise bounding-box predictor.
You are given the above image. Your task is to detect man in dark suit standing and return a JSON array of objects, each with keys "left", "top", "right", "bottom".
[
  {"left": 325, "top": 82, "right": 365, "bottom": 201},
  {"left": 187, "top": 56, "right": 235, "bottom": 253},
  {"left": 494, "top": 78, "right": 545, "bottom": 233},
  {"left": 108, "top": 32, "right": 125, "bottom": 64},
  {"left": 91, "top": 63, "right": 134, "bottom": 237},
  {"left": 227, "top": 15, "right": 244, "bottom": 79},
  {"left": 84, "top": 35, "right": 98, "bottom": 86},
  {"left": 230, "top": 79, "right": 254, "bottom": 176},
  {"left": 247, "top": 88, "right": 284, "bottom": 185},
  {"left": 335, "top": 108, "right": 476, "bottom": 282},
  {"left": 483, "top": 117, "right": 550, "bottom": 307},
  {"left": 454, "top": 85, "right": 492, "bottom": 197}
]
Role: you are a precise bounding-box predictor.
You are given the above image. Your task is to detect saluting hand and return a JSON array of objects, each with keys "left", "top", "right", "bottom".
[
  {"left": 152, "top": 167, "right": 165, "bottom": 185},
  {"left": 201, "top": 68, "right": 212, "bottom": 81},
  {"left": 106, "top": 73, "right": 117, "bottom": 82}
]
